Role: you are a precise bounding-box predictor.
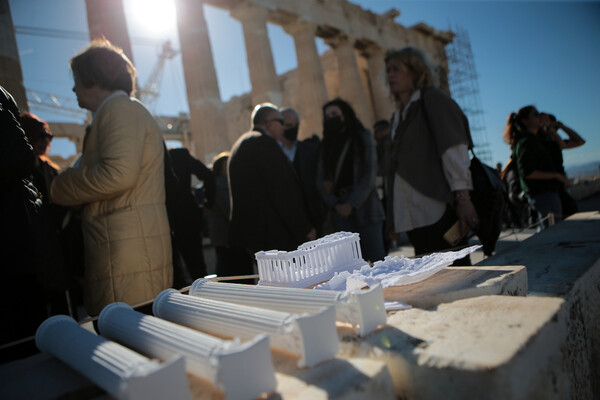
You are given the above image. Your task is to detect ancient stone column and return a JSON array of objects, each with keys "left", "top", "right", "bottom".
[
  {"left": 0, "top": 0, "right": 28, "bottom": 111},
  {"left": 325, "top": 34, "right": 372, "bottom": 127},
  {"left": 283, "top": 21, "right": 328, "bottom": 139},
  {"left": 363, "top": 45, "right": 395, "bottom": 122},
  {"left": 175, "top": 0, "right": 228, "bottom": 162},
  {"left": 231, "top": 3, "right": 282, "bottom": 107},
  {"left": 84, "top": 0, "right": 134, "bottom": 64}
]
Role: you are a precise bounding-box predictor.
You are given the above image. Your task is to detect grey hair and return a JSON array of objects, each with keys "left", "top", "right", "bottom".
[{"left": 385, "top": 46, "right": 438, "bottom": 92}]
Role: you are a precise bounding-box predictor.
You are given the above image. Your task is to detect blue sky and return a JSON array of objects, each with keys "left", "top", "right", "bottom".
[{"left": 8, "top": 0, "right": 600, "bottom": 171}]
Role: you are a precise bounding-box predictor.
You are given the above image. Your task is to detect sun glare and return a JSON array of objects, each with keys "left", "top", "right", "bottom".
[{"left": 127, "top": 0, "right": 177, "bottom": 38}]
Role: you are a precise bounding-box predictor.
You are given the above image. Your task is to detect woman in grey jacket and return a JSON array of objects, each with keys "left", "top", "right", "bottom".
[
  {"left": 316, "top": 98, "right": 385, "bottom": 263},
  {"left": 384, "top": 46, "right": 478, "bottom": 262}
]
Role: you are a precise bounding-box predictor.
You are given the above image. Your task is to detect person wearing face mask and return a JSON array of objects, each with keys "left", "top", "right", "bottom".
[
  {"left": 316, "top": 98, "right": 386, "bottom": 263},
  {"left": 279, "top": 108, "right": 326, "bottom": 235}
]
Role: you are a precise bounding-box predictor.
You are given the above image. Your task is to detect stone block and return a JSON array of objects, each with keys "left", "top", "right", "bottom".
[
  {"left": 338, "top": 295, "right": 570, "bottom": 399},
  {"left": 269, "top": 351, "right": 396, "bottom": 400},
  {"left": 478, "top": 211, "right": 600, "bottom": 397}
]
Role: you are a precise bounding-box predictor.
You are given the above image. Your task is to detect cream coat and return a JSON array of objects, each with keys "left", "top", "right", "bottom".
[{"left": 51, "top": 93, "right": 172, "bottom": 316}]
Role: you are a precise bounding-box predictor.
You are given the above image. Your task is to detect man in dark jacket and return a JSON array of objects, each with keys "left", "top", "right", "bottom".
[
  {"left": 167, "top": 147, "right": 216, "bottom": 285},
  {"left": 279, "top": 108, "right": 326, "bottom": 236},
  {"left": 228, "top": 104, "right": 316, "bottom": 278}
]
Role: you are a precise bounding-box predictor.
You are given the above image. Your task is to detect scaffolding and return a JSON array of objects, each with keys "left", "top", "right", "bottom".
[{"left": 446, "top": 25, "right": 493, "bottom": 165}]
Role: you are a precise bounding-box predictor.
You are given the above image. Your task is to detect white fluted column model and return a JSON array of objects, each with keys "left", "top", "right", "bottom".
[
  {"left": 35, "top": 315, "right": 190, "bottom": 400},
  {"left": 363, "top": 45, "right": 395, "bottom": 121},
  {"left": 282, "top": 21, "right": 328, "bottom": 139},
  {"left": 98, "top": 303, "right": 276, "bottom": 400},
  {"left": 231, "top": 3, "right": 283, "bottom": 106},
  {"left": 325, "top": 33, "right": 372, "bottom": 127},
  {"left": 190, "top": 279, "right": 387, "bottom": 336},
  {"left": 153, "top": 289, "right": 339, "bottom": 367}
]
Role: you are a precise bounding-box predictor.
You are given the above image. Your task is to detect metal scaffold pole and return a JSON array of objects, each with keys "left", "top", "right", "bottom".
[{"left": 447, "top": 25, "right": 493, "bottom": 165}]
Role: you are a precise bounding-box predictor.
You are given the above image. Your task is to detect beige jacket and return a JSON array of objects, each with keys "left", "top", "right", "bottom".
[{"left": 51, "top": 93, "right": 172, "bottom": 316}]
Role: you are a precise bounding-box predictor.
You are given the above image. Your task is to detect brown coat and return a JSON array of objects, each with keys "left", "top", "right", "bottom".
[{"left": 50, "top": 93, "right": 172, "bottom": 316}]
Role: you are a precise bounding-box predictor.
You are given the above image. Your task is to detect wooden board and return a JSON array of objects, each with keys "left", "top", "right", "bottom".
[{"left": 383, "top": 265, "right": 527, "bottom": 308}]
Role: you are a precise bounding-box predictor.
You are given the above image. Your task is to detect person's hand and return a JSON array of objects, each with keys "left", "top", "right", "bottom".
[
  {"left": 323, "top": 180, "right": 333, "bottom": 195},
  {"left": 455, "top": 191, "right": 479, "bottom": 238},
  {"left": 306, "top": 228, "right": 317, "bottom": 241},
  {"left": 335, "top": 203, "right": 353, "bottom": 219}
]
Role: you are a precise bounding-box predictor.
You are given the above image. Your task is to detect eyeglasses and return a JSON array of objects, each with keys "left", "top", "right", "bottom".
[{"left": 268, "top": 118, "right": 284, "bottom": 125}]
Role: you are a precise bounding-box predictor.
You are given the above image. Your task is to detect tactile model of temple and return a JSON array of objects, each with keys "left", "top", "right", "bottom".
[{"left": 255, "top": 231, "right": 368, "bottom": 288}]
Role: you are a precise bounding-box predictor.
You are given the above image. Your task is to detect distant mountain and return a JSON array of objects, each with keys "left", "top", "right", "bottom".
[{"left": 566, "top": 161, "right": 600, "bottom": 179}]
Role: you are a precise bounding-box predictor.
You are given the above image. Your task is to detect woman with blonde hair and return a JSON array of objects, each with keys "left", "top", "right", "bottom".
[
  {"left": 383, "top": 46, "right": 477, "bottom": 262},
  {"left": 50, "top": 39, "right": 172, "bottom": 316}
]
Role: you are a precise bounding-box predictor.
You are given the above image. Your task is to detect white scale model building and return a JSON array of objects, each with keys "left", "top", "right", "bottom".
[{"left": 256, "top": 231, "right": 368, "bottom": 288}]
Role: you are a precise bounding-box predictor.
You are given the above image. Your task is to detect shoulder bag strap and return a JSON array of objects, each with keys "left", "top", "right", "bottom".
[{"left": 333, "top": 139, "right": 352, "bottom": 186}]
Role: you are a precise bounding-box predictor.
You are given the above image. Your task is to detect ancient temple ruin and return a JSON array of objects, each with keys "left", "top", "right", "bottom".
[
  {"left": 173, "top": 0, "right": 454, "bottom": 161},
  {"left": 2, "top": 0, "right": 454, "bottom": 162}
]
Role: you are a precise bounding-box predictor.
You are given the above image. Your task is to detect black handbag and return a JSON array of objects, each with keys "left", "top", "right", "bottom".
[
  {"left": 469, "top": 153, "right": 507, "bottom": 255},
  {"left": 421, "top": 89, "right": 506, "bottom": 256}
]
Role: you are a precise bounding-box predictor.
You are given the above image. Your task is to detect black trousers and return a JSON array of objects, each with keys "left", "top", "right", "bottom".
[
  {"left": 406, "top": 205, "right": 471, "bottom": 266},
  {"left": 223, "top": 246, "right": 256, "bottom": 284}
]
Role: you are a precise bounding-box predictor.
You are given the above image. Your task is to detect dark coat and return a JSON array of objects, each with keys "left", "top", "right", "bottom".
[
  {"left": 168, "top": 147, "right": 216, "bottom": 208},
  {"left": 292, "top": 139, "right": 326, "bottom": 232},
  {"left": 1, "top": 86, "right": 65, "bottom": 357},
  {"left": 316, "top": 129, "right": 385, "bottom": 227},
  {"left": 228, "top": 129, "right": 313, "bottom": 252}
]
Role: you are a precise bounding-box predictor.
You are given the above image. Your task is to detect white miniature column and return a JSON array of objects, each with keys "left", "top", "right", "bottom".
[
  {"left": 98, "top": 303, "right": 276, "bottom": 400},
  {"left": 190, "top": 279, "right": 387, "bottom": 336},
  {"left": 153, "top": 289, "right": 339, "bottom": 367},
  {"left": 35, "top": 315, "right": 190, "bottom": 400}
]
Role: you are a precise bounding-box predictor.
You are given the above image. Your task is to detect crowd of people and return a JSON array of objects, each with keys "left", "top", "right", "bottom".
[{"left": 0, "top": 39, "right": 585, "bottom": 362}]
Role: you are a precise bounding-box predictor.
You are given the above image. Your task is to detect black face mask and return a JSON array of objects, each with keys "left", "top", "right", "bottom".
[
  {"left": 324, "top": 116, "right": 344, "bottom": 134},
  {"left": 283, "top": 125, "right": 299, "bottom": 142}
]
